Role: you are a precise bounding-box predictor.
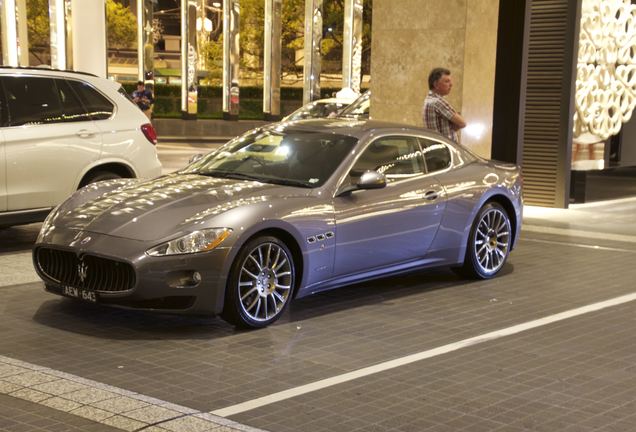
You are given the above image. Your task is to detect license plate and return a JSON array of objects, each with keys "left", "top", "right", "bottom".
[{"left": 62, "top": 286, "right": 97, "bottom": 303}]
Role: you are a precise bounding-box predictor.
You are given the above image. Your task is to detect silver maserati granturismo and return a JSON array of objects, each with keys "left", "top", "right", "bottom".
[{"left": 33, "top": 119, "right": 523, "bottom": 328}]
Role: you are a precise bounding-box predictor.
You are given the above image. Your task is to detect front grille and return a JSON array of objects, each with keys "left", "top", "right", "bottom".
[{"left": 36, "top": 247, "right": 136, "bottom": 293}]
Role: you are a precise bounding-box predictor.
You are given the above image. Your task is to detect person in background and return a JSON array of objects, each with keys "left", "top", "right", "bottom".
[
  {"left": 132, "top": 80, "right": 154, "bottom": 120},
  {"left": 422, "top": 68, "right": 466, "bottom": 143}
]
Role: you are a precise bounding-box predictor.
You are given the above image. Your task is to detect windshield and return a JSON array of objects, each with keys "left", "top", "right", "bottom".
[
  {"left": 182, "top": 128, "right": 358, "bottom": 188},
  {"left": 339, "top": 91, "right": 370, "bottom": 119}
]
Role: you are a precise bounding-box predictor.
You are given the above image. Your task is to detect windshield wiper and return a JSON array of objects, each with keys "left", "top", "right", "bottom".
[
  {"left": 197, "top": 170, "right": 263, "bottom": 181},
  {"left": 266, "top": 178, "right": 313, "bottom": 188},
  {"left": 197, "top": 170, "right": 313, "bottom": 188}
]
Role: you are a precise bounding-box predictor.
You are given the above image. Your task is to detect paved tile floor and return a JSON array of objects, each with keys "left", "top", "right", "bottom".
[{"left": 1, "top": 220, "right": 636, "bottom": 431}]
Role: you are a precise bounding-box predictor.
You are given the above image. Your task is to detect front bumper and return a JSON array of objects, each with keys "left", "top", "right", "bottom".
[{"left": 33, "top": 228, "right": 232, "bottom": 315}]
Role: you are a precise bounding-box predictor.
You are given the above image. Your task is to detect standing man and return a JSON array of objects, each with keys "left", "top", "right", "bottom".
[
  {"left": 132, "top": 81, "right": 154, "bottom": 120},
  {"left": 422, "top": 68, "right": 466, "bottom": 143}
]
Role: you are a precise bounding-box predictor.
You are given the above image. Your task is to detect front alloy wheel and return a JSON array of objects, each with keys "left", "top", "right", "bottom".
[
  {"left": 223, "top": 236, "right": 295, "bottom": 328},
  {"left": 461, "top": 202, "right": 511, "bottom": 279}
]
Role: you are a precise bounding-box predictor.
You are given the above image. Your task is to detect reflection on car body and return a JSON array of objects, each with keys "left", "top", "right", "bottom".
[{"left": 33, "top": 119, "right": 523, "bottom": 329}]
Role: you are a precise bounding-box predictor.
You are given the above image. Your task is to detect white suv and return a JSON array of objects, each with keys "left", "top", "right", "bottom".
[{"left": 0, "top": 67, "right": 162, "bottom": 227}]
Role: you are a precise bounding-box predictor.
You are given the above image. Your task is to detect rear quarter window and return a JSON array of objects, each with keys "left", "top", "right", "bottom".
[
  {"left": 418, "top": 138, "right": 452, "bottom": 173},
  {"left": 66, "top": 79, "right": 114, "bottom": 120}
]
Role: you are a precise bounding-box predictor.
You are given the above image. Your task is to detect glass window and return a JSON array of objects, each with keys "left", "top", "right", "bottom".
[
  {"left": 351, "top": 136, "right": 425, "bottom": 183},
  {"left": 1, "top": 76, "right": 65, "bottom": 126},
  {"left": 419, "top": 138, "right": 452, "bottom": 172},
  {"left": 67, "top": 79, "right": 114, "bottom": 120},
  {"left": 339, "top": 90, "right": 370, "bottom": 119},
  {"left": 0, "top": 82, "right": 7, "bottom": 127},
  {"left": 56, "top": 79, "right": 90, "bottom": 122}
]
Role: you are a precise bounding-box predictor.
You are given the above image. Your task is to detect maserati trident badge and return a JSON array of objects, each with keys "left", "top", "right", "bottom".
[{"left": 78, "top": 259, "right": 88, "bottom": 284}]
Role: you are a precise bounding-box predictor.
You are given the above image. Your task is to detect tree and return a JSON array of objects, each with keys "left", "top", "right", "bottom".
[
  {"left": 106, "top": 0, "right": 137, "bottom": 49},
  {"left": 27, "top": 0, "right": 50, "bottom": 64}
]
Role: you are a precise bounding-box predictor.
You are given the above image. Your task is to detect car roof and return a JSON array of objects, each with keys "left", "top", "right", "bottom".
[
  {"left": 0, "top": 66, "right": 121, "bottom": 92},
  {"left": 265, "top": 118, "right": 451, "bottom": 141},
  {"left": 0, "top": 66, "right": 98, "bottom": 78}
]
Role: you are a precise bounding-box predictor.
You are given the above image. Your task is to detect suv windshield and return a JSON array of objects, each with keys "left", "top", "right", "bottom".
[
  {"left": 338, "top": 91, "right": 370, "bottom": 119},
  {"left": 182, "top": 128, "right": 358, "bottom": 187}
]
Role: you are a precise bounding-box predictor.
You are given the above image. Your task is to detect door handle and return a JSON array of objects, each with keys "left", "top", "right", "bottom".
[
  {"left": 423, "top": 190, "right": 439, "bottom": 201},
  {"left": 76, "top": 129, "right": 95, "bottom": 139}
]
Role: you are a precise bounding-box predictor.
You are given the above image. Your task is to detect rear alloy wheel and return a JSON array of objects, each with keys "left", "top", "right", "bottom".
[
  {"left": 223, "top": 236, "right": 295, "bottom": 328},
  {"left": 461, "top": 202, "right": 511, "bottom": 279}
]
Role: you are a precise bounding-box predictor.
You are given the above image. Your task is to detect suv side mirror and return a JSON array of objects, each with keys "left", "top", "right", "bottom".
[{"left": 337, "top": 170, "right": 387, "bottom": 196}]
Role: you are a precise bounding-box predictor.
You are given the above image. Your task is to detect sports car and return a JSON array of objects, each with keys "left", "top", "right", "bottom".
[{"left": 33, "top": 119, "right": 523, "bottom": 328}]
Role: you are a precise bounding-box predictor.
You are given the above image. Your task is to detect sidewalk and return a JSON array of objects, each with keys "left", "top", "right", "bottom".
[{"left": 523, "top": 196, "right": 636, "bottom": 241}]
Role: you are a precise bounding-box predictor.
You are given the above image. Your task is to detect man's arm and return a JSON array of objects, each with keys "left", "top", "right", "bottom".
[
  {"left": 450, "top": 113, "right": 466, "bottom": 129},
  {"left": 436, "top": 99, "right": 466, "bottom": 130}
]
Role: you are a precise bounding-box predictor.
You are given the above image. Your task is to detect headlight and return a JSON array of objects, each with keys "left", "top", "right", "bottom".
[{"left": 146, "top": 228, "right": 232, "bottom": 257}]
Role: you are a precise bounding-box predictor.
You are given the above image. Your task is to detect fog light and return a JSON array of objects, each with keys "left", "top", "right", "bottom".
[{"left": 168, "top": 271, "right": 202, "bottom": 289}]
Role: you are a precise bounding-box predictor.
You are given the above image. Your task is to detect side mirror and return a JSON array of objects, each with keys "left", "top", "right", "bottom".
[
  {"left": 189, "top": 153, "right": 204, "bottom": 164},
  {"left": 358, "top": 170, "right": 387, "bottom": 189},
  {"left": 337, "top": 170, "right": 387, "bottom": 196}
]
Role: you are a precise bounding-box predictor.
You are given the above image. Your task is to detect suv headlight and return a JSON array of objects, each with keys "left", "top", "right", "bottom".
[{"left": 146, "top": 228, "right": 232, "bottom": 256}]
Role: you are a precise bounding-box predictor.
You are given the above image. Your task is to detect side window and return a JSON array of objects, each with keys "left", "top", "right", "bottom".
[
  {"left": 350, "top": 136, "right": 425, "bottom": 183},
  {"left": 55, "top": 79, "right": 91, "bottom": 122},
  {"left": 0, "top": 81, "right": 6, "bottom": 127},
  {"left": 1, "top": 76, "right": 64, "bottom": 126},
  {"left": 419, "top": 138, "right": 452, "bottom": 172},
  {"left": 67, "top": 80, "right": 114, "bottom": 120}
]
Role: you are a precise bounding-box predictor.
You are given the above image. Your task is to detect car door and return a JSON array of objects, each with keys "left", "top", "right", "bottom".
[
  {"left": 333, "top": 135, "right": 447, "bottom": 277},
  {"left": 1, "top": 75, "right": 102, "bottom": 211}
]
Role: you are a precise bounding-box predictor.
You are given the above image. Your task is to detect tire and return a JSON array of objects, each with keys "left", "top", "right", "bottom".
[
  {"left": 222, "top": 236, "right": 295, "bottom": 329},
  {"left": 81, "top": 171, "right": 121, "bottom": 187},
  {"left": 458, "top": 202, "right": 512, "bottom": 279}
]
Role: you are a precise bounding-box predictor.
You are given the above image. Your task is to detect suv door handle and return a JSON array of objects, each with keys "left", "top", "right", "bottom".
[
  {"left": 76, "top": 129, "right": 95, "bottom": 138},
  {"left": 423, "top": 190, "right": 439, "bottom": 201}
]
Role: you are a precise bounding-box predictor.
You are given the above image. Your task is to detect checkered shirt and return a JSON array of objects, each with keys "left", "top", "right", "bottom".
[{"left": 422, "top": 91, "right": 459, "bottom": 143}]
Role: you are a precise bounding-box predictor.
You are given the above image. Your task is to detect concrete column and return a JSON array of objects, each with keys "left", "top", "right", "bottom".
[
  {"left": 49, "top": 0, "right": 70, "bottom": 70},
  {"left": 1, "top": 0, "right": 19, "bottom": 66},
  {"left": 263, "top": 0, "right": 282, "bottom": 120},
  {"left": 223, "top": 0, "right": 240, "bottom": 119},
  {"left": 370, "top": 0, "right": 499, "bottom": 158},
  {"left": 71, "top": 0, "right": 107, "bottom": 77},
  {"left": 137, "top": 0, "right": 154, "bottom": 82},
  {"left": 342, "top": 0, "right": 363, "bottom": 93},
  {"left": 181, "top": 0, "right": 198, "bottom": 116},
  {"left": 16, "top": 0, "right": 28, "bottom": 66},
  {"left": 303, "top": 0, "right": 322, "bottom": 104}
]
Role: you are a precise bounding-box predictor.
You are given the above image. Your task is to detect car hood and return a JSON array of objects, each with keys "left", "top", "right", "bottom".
[{"left": 56, "top": 174, "right": 311, "bottom": 241}]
